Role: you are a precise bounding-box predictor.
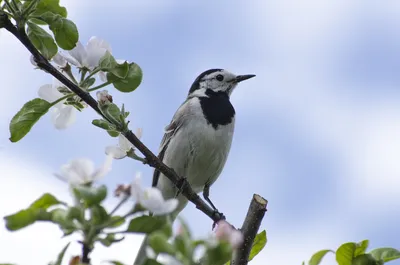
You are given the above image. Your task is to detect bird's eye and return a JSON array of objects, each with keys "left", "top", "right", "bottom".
[{"left": 216, "top": 74, "right": 224, "bottom": 81}]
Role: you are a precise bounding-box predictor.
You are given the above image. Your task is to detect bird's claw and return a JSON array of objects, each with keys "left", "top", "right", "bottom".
[{"left": 212, "top": 210, "right": 226, "bottom": 230}]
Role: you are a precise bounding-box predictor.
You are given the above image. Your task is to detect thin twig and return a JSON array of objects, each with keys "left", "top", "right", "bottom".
[
  {"left": 1, "top": 16, "right": 224, "bottom": 224},
  {"left": 230, "top": 194, "right": 268, "bottom": 265},
  {"left": 81, "top": 241, "right": 91, "bottom": 264}
]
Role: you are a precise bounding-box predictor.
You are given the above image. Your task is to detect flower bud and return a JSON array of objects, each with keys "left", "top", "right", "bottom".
[{"left": 96, "top": 90, "right": 113, "bottom": 105}]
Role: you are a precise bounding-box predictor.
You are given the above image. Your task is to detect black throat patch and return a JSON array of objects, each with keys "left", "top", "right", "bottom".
[{"left": 199, "top": 89, "right": 235, "bottom": 129}]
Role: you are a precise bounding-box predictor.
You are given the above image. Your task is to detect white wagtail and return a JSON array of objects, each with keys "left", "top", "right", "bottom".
[{"left": 134, "top": 69, "right": 255, "bottom": 265}]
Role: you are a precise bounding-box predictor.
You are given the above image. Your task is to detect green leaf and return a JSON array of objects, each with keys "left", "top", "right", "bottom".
[
  {"left": 92, "top": 119, "right": 114, "bottom": 130},
  {"left": 38, "top": 12, "right": 78, "bottom": 50},
  {"left": 105, "top": 103, "right": 121, "bottom": 120},
  {"left": 336, "top": 242, "right": 356, "bottom": 265},
  {"left": 309, "top": 249, "right": 333, "bottom": 265},
  {"left": 352, "top": 254, "right": 380, "bottom": 265},
  {"left": 4, "top": 208, "right": 52, "bottom": 231},
  {"left": 107, "top": 63, "right": 143, "bottom": 93},
  {"left": 9, "top": 98, "right": 51, "bottom": 142},
  {"left": 149, "top": 232, "right": 176, "bottom": 255},
  {"left": 143, "top": 259, "right": 162, "bottom": 265},
  {"left": 3, "top": 193, "right": 63, "bottom": 231},
  {"left": 53, "top": 242, "right": 71, "bottom": 265},
  {"left": 125, "top": 216, "right": 166, "bottom": 234},
  {"left": 174, "top": 234, "right": 192, "bottom": 259},
  {"left": 107, "top": 216, "right": 126, "bottom": 228},
  {"left": 51, "top": 208, "right": 76, "bottom": 230},
  {"left": 206, "top": 242, "right": 232, "bottom": 265},
  {"left": 107, "top": 130, "right": 120, "bottom": 137},
  {"left": 369, "top": 248, "right": 400, "bottom": 262},
  {"left": 99, "top": 51, "right": 129, "bottom": 79},
  {"left": 98, "top": 233, "right": 124, "bottom": 247},
  {"left": 31, "top": 0, "right": 67, "bottom": 17},
  {"left": 22, "top": 0, "right": 39, "bottom": 17},
  {"left": 66, "top": 206, "right": 83, "bottom": 223},
  {"left": 73, "top": 185, "right": 107, "bottom": 207},
  {"left": 249, "top": 230, "right": 267, "bottom": 262},
  {"left": 105, "top": 261, "right": 126, "bottom": 265},
  {"left": 91, "top": 205, "right": 109, "bottom": 225},
  {"left": 30, "top": 193, "right": 62, "bottom": 209},
  {"left": 26, "top": 22, "right": 57, "bottom": 59},
  {"left": 354, "top": 240, "right": 369, "bottom": 257},
  {"left": 159, "top": 223, "right": 173, "bottom": 238},
  {"left": 81, "top": 77, "right": 96, "bottom": 89}
]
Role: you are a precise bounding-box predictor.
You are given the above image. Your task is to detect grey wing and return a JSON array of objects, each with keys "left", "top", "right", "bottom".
[{"left": 152, "top": 100, "right": 189, "bottom": 187}]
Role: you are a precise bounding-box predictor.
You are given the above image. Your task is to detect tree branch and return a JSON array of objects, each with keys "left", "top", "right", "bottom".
[
  {"left": 231, "top": 194, "right": 268, "bottom": 265},
  {"left": 1, "top": 16, "right": 224, "bottom": 223}
]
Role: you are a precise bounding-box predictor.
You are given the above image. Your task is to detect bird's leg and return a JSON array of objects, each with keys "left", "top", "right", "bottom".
[
  {"left": 203, "top": 184, "right": 226, "bottom": 228},
  {"left": 174, "top": 176, "right": 188, "bottom": 198},
  {"left": 203, "top": 184, "right": 218, "bottom": 210}
]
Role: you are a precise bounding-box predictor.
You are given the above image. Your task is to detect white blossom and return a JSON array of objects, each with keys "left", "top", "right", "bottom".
[
  {"left": 96, "top": 90, "right": 112, "bottom": 104},
  {"left": 214, "top": 220, "right": 244, "bottom": 249},
  {"left": 59, "top": 36, "right": 112, "bottom": 69},
  {"left": 55, "top": 155, "right": 113, "bottom": 185},
  {"left": 105, "top": 128, "right": 143, "bottom": 159},
  {"left": 38, "top": 78, "right": 77, "bottom": 129},
  {"left": 131, "top": 173, "right": 178, "bottom": 215},
  {"left": 52, "top": 52, "right": 67, "bottom": 67},
  {"left": 30, "top": 53, "right": 67, "bottom": 68}
]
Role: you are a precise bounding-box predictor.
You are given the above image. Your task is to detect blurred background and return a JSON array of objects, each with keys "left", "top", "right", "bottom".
[{"left": 1, "top": 0, "right": 400, "bottom": 264}]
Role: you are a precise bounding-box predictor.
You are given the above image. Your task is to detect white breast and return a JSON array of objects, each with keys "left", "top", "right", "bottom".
[{"left": 157, "top": 97, "right": 235, "bottom": 198}]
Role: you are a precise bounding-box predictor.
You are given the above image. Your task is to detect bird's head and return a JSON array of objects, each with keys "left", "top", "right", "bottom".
[{"left": 188, "top": 69, "right": 255, "bottom": 98}]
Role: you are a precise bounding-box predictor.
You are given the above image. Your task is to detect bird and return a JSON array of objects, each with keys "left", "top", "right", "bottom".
[{"left": 134, "top": 68, "right": 255, "bottom": 265}]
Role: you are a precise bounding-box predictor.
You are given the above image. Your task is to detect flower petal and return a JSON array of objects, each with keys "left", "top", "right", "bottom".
[
  {"left": 60, "top": 158, "right": 95, "bottom": 184},
  {"left": 98, "top": 71, "right": 107, "bottom": 82},
  {"left": 87, "top": 36, "right": 112, "bottom": 53},
  {"left": 67, "top": 41, "right": 86, "bottom": 67},
  {"left": 140, "top": 188, "right": 167, "bottom": 213},
  {"left": 152, "top": 198, "right": 178, "bottom": 215},
  {"left": 52, "top": 52, "right": 67, "bottom": 66},
  {"left": 118, "top": 135, "right": 133, "bottom": 152},
  {"left": 91, "top": 154, "right": 113, "bottom": 180},
  {"left": 70, "top": 158, "right": 95, "bottom": 178},
  {"left": 131, "top": 173, "right": 143, "bottom": 202},
  {"left": 51, "top": 105, "right": 76, "bottom": 129},
  {"left": 145, "top": 247, "right": 156, "bottom": 259},
  {"left": 60, "top": 164, "right": 82, "bottom": 184},
  {"left": 38, "top": 84, "right": 63, "bottom": 103},
  {"left": 85, "top": 37, "right": 112, "bottom": 68},
  {"left": 85, "top": 47, "right": 107, "bottom": 69},
  {"left": 30, "top": 55, "right": 37, "bottom": 66},
  {"left": 229, "top": 230, "right": 244, "bottom": 249},
  {"left": 158, "top": 254, "right": 183, "bottom": 265},
  {"left": 105, "top": 146, "right": 127, "bottom": 159}
]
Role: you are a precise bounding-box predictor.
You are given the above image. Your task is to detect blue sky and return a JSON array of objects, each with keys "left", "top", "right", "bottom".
[{"left": 1, "top": 1, "right": 400, "bottom": 264}]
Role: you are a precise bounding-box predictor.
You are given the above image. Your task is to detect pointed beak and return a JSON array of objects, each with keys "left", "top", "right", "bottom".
[{"left": 235, "top": 74, "right": 256, "bottom": 83}]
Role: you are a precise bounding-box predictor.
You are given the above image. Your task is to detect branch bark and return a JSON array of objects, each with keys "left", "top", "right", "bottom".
[
  {"left": 1, "top": 16, "right": 224, "bottom": 223},
  {"left": 231, "top": 194, "right": 268, "bottom": 265}
]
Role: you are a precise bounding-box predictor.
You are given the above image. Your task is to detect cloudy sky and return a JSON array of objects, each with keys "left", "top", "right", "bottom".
[{"left": 1, "top": 0, "right": 400, "bottom": 264}]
